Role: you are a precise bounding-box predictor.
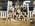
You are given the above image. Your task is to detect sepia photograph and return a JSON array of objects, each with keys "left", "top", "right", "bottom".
[{"left": 0, "top": 0, "right": 35, "bottom": 26}]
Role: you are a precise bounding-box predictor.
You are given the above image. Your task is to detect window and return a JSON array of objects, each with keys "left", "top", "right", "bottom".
[{"left": 0, "top": 0, "right": 7, "bottom": 11}]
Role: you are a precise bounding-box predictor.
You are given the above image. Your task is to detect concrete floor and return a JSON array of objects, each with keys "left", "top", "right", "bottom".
[{"left": 0, "top": 19, "right": 30, "bottom": 26}]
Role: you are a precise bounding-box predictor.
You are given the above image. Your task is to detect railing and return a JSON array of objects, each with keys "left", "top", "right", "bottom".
[{"left": 0, "top": 11, "right": 7, "bottom": 18}]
